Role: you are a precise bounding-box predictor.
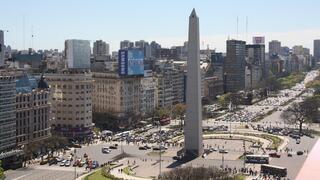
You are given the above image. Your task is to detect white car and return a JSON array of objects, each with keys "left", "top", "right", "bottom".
[{"left": 60, "top": 159, "right": 67, "bottom": 166}]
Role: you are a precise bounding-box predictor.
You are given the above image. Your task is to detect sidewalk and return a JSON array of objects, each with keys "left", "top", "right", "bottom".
[{"left": 110, "top": 164, "right": 152, "bottom": 180}]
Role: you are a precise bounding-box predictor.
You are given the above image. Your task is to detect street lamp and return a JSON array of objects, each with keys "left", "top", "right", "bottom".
[{"left": 74, "top": 149, "right": 77, "bottom": 179}]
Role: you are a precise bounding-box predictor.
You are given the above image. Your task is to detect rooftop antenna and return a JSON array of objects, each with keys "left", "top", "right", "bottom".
[
  {"left": 237, "top": 16, "right": 239, "bottom": 40},
  {"left": 246, "top": 16, "right": 248, "bottom": 43},
  {"left": 31, "top": 25, "right": 34, "bottom": 51},
  {"left": 23, "top": 15, "right": 26, "bottom": 50}
]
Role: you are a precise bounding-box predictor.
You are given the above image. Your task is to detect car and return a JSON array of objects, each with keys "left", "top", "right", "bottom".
[
  {"left": 60, "top": 160, "right": 67, "bottom": 166},
  {"left": 79, "top": 160, "right": 86, "bottom": 167},
  {"left": 219, "top": 149, "right": 228, "bottom": 154},
  {"left": 173, "top": 155, "right": 182, "bottom": 160},
  {"left": 65, "top": 160, "right": 71, "bottom": 167},
  {"left": 287, "top": 153, "right": 293, "bottom": 157},
  {"left": 109, "top": 145, "right": 117, "bottom": 149},
  {"left": 102, "top": 147, "right": 111, "bottom": 153},
  {"left": 84, "top": 153, "right": 88, "bottom": 158},
  {"left": 296, "top": 139, "right": 301, "bottom": 144},
  {"left": 297, "top": 151, "right": 304, "bottom": 156},
  {"left": 144, "top": 145, "right": 151, "bottom": 149},
  {"left": 92, "top": 161, "right": 99, "bottom": 169},
  {"left": 152, "top": 147, "right": 160, "bottom": 151},
  {"left": 269, "top": 153, "right": 281, "bottom": 158},
  {"left": 139, "top": 146, "right": 147, "bottom": 150},
  {"left": 48, "top": 158, "right": 57, "bottom": 166}
]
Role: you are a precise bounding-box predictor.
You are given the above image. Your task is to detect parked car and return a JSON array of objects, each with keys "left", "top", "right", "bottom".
[
  {"left": 139, "top": 146, "right": 147, "bottom": 150},
  {"left": 296, "top": 139, "right": 301, "bottom": 144},
  {"left": 269, "top": 153, "right": 281, "bottom": 158},
  {"left": 287, "top": 153, "right": 293, "bottom": 157},
  {"left": 92, "top": 161, "right": 99, "bottom": 169},
  {"left": 65, "top": 160, "right": 71, "bottom": 167},
  {"left": 297, "top": 151, "right": 304, "bottom": 156},
  {"left": 109, "top": 145, "right": 117, "bottom": 149},
  {"left": 60, "top": 160, "right": 67, "bottom": 166},
  {"left": 48, "top": 158, "right": 57, "bottom": 166}
]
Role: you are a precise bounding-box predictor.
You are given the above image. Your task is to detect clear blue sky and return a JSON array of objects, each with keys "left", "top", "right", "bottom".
[{"left": 2, "top": 0, "right": 320, "bottom": 52}]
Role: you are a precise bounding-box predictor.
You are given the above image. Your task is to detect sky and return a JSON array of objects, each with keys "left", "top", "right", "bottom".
[{"left": 2, "top": 0, "right": 320, "bottom": 53}]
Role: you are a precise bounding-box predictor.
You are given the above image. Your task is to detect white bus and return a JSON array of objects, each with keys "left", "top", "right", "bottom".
[{"left": 245, "top": 154, "right": 269, "bottom": 164}]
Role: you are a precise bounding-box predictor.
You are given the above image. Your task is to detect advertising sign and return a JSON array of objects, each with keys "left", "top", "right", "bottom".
[
  {"left": 118, "top": 50, "right": 128, "bottom": 76},
  {"left": 127, "top": 49, "right": 144, "bottom": 75},
  {"left": 253, "top": 36, "right": 265, "bottom": 45}
]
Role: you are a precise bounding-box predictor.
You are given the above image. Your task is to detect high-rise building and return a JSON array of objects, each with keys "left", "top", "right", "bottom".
[
  {"left": 93, "top": 40, "right": 109, "bottom": 56},
  {"left": 269, "top": 40, "right": 281, "bottom": 56},
  {"left": 0, "top": 30, "right": 4, "bottom": 67},
  {"left": 46, "top": 70, "right": 93, "bottom": 138},
  {"left": 120, "top": 40, "right": 134, "bottom": 50},
  {"left": 15, "top": 74, "right": 51, "bottom": 146},
  {"left": 225, "top": 40, "right": 246, "bottom": 92},
  {"left": 0, "top": 73, "right": 16, "bottom": 152},
  {"left": 246, "top": 44, "right": 265, "bottom": 87},
  {"left": 293, "top": 45, "right": 304, "bottom": 55},
  {"left": 185, "top": 9, "right": 203, "bottom": 157},
  {"left": 140, "top": 71, "right": 157, "bottom": 116},
  {"left": 314, "top": 40, "right": 320, "bottom": 61},
  {"left": 65, "top": 39, "right": 91, "bottom": 69}
]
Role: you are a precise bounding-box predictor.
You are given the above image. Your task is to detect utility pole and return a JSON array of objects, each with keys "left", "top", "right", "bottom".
[
  {"left": 243, "top": 140, "right": 246, "bottom": 169},
  {"left": 74, "top": 149, "right": 77, "bottom": 179},
  {"left": 159, "top": 123, "right": 162, "bottom": 176}
]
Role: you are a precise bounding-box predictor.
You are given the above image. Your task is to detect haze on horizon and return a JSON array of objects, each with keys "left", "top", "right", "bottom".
[{"left": 1, "top": 0, "right": 320, "bottom": 52}]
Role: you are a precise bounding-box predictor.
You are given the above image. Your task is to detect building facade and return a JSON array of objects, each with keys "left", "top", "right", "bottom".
[
  {"left": 92, "top": 72, "right": 141, "bottom": 117},
  {"left": 140, "top": 71, "right": 157, "bottom": 116},
  {"left": 65, "top": 39, "right": 91, "bottom": 69},
  {"left": 314, "top": 40, "right": 320, "bottom": 61},
  {"left": 224, "top": 40, "right": 246, "bottom": 92},
  {"left": 269, "top": 40, "right": 281, "bottom": 56},
  {"left": 0, "top": 74, "right": 16, "bottom": 152},
  {"left": 46, "top": 70, "right": 93, "bottom": 138},
  {"left": 0, "top": 30, "right": 4, "bottom": 67},
  {"left": 15, "top": 74, "right": 51, "bottom": 146},
  {"left": 93, "top": 40, "right": 109, "bottom": 57}
]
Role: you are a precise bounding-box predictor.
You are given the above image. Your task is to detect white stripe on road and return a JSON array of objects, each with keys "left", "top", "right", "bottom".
[{"left": 12, "top": 173, "right": 32, "bottom": 180}]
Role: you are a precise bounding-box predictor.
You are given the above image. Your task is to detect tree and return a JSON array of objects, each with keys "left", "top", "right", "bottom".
[
  {"left": 172, "top": 103, "right": 186, "bottom": 127},
  {"left": 281, "top": 97, "right": 320, "bottom": 134},
  {"left": 0, "top": 160, "right": 4, "bottom": 180},
  {"left": 158, "top": 166, "right": 233, "bottom": 180},
  {"left": 154, "top": 107, "right": 170, "bottom": 119}
]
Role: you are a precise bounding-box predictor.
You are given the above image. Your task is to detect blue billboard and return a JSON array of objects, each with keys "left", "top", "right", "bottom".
[
  {"left": 118, "top": 50, "right": 128, "bottom": 76},
  {"left": 127, "top": 49, "right": 144, "bottom": 75}
]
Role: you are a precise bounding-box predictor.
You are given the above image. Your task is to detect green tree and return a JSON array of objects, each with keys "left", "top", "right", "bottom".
[
  {"left": 281, "top": 97, "right": 320, "bottom": 134},
  {"left": 172, "top": 103, "right": 187, "bottom": 127},
  {"left": 0, "top": 160, "right": 4, "bottom": 180},
  {"left": 158, "top": 166, "right": 233, "bottom": 180},
  {"left": 154, "top": 107, "right": 170, "bottom": 119}
]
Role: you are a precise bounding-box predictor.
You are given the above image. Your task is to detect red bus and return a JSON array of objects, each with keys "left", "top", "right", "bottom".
[{"left": 160, "top": 118, "right": 171, "bottom": 126}]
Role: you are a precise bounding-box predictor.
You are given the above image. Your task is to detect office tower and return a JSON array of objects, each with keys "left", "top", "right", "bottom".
[
  {"left": 293, "top": 45, "right": 304, "bottom": 55},
  {"left": 225, "top": 40, "right": 246, "bottom": 92},
  {"left": 185, "top": 9, "right": 203, "bottom": 157},
  {"left": 314, "top": 40, "right": 320, "bottom": 61},
  {"left": 269, "top": 40, "right": 281, "bottom": 56},
  {"left": 120, "top": 40, "right": 134, "bottom": 50},
  {"left": 93, "top": 40, "right": 109, "bottom": 56},
  {"left": 46, "top": 70, "right": 93, "bottom": 138},
  {"left": 246, "top": 44, "right": 265, "bottom": 85},
  {"left": 15, "top": 74, "right": 51, "bottom": 146},
  {"left": 65, "top": 39, "right": 91, "bottom": 69},
  {"left": 0, "top": 74, "right": 16, "bottom": 152},
  {"left": 0, "top": 30, "right": 4, "bottom": 67}
]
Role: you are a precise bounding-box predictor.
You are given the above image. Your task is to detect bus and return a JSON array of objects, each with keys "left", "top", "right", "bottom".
[
  {"left": 261, "top": 164, "right": 287, "bottom": 177},
  {"left": 245, "top": 154, "right": 269, "bottom": 164},
  {"left": 160, "top": 118, "right": 171, "bottom": 126}
]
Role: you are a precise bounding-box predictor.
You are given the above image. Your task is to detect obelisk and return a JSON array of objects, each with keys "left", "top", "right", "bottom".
[{"left": 184, "top": 9, "right": 203, "bottom": 157}]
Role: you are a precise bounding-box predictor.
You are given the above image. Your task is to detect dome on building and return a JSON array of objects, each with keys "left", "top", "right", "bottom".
[{"left": 38, "top": 75, "right": 49, "bottom": 89}]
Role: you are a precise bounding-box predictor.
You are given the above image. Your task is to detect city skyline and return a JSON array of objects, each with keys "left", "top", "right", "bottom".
[{"left": 2, "top": 0, "right": 320, "bottom": 52}]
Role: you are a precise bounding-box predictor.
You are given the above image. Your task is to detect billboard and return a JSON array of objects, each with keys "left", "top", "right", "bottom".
[
  {"left": 253, "top": 36, "right": 265, "bottom": 45},
  {"left": 118, "top": 49, "right": 144, "bottom": 76},
  {"left": 118, "top": 50, "right": 128, "bottom": 76}
]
